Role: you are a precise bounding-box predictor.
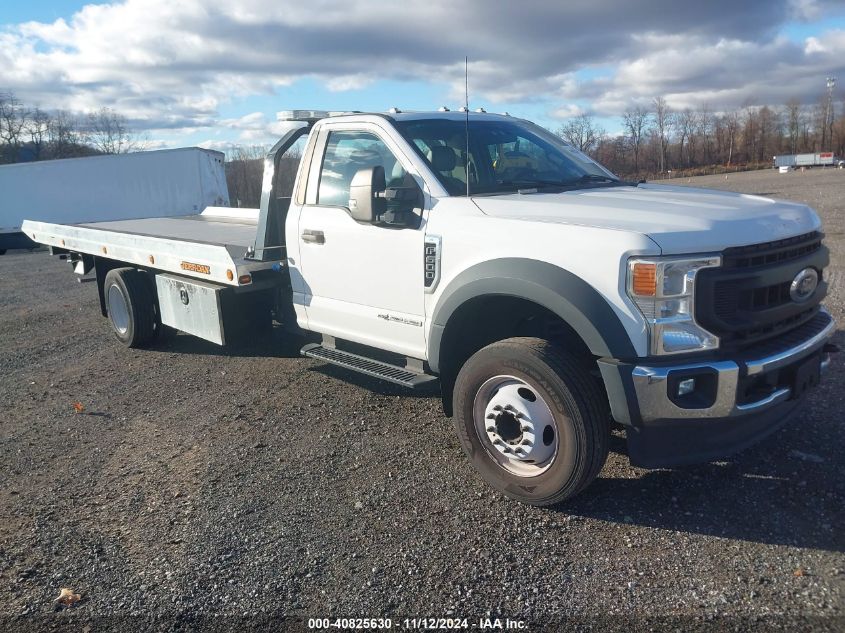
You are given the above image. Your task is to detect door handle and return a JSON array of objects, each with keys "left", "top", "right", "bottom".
[{"left": 301, "top": 229, "right": 325, "bottom": 244}]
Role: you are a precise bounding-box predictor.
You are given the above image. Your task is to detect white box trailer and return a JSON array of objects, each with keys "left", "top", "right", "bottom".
[
  {"left": 773, "top": 152, "right": 838, "bottom": 168},
  {"left": 0, "top": 147, "right": 229, "bottom": 254}
]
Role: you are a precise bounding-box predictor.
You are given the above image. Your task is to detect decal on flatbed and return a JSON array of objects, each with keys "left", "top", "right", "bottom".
[{"left": 181, "top": 261, "right": 211, "bottom": 274}]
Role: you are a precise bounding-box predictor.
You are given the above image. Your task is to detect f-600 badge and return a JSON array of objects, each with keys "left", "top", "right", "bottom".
[{"left": 377, "top": 313, "right": 423, "bottom": 327}]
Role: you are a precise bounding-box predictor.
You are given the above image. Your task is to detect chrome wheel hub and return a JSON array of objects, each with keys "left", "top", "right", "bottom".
[
  {"left": 473, "top": 376, "right": 558, "bottom": 477},
  {"left": 107, "top": 284, "right": 130, "bottom": 335}
]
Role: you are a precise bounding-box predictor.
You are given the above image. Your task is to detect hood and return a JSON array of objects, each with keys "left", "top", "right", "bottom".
[{"left": 472, "top": 184, "right": 821, "bottom": 253}]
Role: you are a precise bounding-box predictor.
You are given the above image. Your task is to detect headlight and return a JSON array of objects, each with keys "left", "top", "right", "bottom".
[{"left": 627, "top": 255, "right": 721, "bottom": 355}]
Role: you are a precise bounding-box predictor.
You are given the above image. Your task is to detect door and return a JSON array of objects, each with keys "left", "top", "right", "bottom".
[{"left": 294, "top": 126, "right": 427, "bottom": 358}]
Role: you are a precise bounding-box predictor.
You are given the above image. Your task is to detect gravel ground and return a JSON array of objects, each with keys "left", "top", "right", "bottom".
[{"left": 1, "top": 168, "right": 843, "bottom": 632}]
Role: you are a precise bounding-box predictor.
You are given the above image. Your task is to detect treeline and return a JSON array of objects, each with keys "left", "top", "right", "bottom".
[
  {"left": 225, "top": 145, "right": 303, "bottom": 209},
  {"left": 1, "top": 88, "right": 270, "bottom": 208},
  {"left": 227, "top": 95, "right": 845, "bottom": 206},
  {"left": 9, "top": 85, "right": 845, "bottom": 199},
  {"left": 558, "top": 95, "right": 845, "bottom": 180},
  {"left": 0, "top": 91, "right": 140, "bottom": 163},
  {"left": 225, "top": 146, "right": 266, "bottom": 209}
]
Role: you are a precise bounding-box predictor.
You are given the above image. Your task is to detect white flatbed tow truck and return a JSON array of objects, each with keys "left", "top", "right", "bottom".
[{"left": 22, "top": 109, "right": 837, "bottom": 505}]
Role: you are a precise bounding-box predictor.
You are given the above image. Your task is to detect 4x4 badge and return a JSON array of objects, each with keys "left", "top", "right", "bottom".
[{"left": 790, "top": 268, "right": 819, "bottom": 303}]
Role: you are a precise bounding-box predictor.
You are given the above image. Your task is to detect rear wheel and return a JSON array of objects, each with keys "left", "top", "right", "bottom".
[
  {"left": 104, "top": 268, "right": 157, "bottom": 348},
  {"left": 452, "top": 337, "right": 610, "bottom": 506}
]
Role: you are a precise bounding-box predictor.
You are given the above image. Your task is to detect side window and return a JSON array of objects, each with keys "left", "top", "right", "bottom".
[{"left": 317, "top": 131, "right": 407, "bottom": 207}]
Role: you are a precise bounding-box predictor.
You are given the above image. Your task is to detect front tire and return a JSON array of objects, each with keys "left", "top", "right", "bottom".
[
  {"left": 452, "top": 337, "right": 610, "bottom": 506},
  {"left": 104, "top": 268, "right": 157, "bottom": 348}
]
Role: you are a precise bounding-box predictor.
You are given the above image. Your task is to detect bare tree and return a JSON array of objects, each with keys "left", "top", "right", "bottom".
[
  {"left": 225, "top": 145, "right": 268, "bottom": 208},
  {"left": 48, "top": 110, "right": 83, "bottom": 158},
  {"left": 741, "top": 105, "right": 760, "bottom": 164},
  {"left": 785, "top": 99, "right": 803, "bottom": 155},
  {"left": 835, "top": 98, "right": 845, "bottom": 157},
  {"left": 84, "top": 107, "right": 137, "bottom": 154},
  {"left": 623, "top": 105, "right": 650, "bottom": 172},
  {"left": 27, "top": 107, "right": 51, "bottom": 160},
  {"left": 756, "top": 105, "right": 780, "bottom": 163},
  {"left": 724, "top": 109, "right": 740, "bottom": 166},
  {"left": 698, "top": 104, "right": 714, "bottom": 164},
  {"left": 652, "top": 96, "right": 670, "bottom": 173},
  {"left": 0, "top": 91, "right": 28, "bottom": 162},
  {"left": 558, "top": 113, "right": 605, "bottom": 153},
  {"left": 675, "top": 108, "right": 699, "bottom": 167}
]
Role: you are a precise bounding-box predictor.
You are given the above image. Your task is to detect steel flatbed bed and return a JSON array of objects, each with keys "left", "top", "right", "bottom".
[{"left": 21, "top": 207, "right": 277, "bottom": 287}]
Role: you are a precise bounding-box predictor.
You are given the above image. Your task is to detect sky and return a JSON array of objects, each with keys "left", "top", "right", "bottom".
[{"left": 1, "top": 0, "right": 845, "bottom": 151}]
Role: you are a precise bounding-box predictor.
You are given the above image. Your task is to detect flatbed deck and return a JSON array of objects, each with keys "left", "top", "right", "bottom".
[{"left": 21, "top": 207, "right": 276, "bottom": 287}]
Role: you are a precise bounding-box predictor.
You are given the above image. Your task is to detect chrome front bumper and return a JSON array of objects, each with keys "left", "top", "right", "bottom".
[{"left": 630, "top": 309, "right": 836, "bottom": 422}]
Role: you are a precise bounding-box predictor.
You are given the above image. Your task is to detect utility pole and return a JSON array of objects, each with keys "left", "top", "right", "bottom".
[{"left": 823, "top": 76, "right": 836, "bottom": 150}]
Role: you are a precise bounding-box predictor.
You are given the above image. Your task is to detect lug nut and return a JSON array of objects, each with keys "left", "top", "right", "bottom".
[{"left": 486, "top": 426, "right": 495, "bottom": 433}]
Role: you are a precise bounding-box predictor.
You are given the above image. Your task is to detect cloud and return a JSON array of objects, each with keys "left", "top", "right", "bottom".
[
  {"left": 0, "top": 0, "right": 843, "bottom": 140},
  {"left": 565, "top": 30, "right": 845, "bottom": 116},
  {"left": 550, "top": 103, "right": 586, "bottom": 120},
  {"left": 787, "top": 0, "right": 841, "bottom": 21}
]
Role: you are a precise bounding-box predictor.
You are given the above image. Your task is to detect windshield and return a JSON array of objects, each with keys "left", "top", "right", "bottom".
[{"left": 394, "top": 117, "right": 620, "bottom": 196}]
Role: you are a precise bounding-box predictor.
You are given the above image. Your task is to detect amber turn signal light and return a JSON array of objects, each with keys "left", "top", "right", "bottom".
[{"left": 631, "top": 263, "right": 657, "bottom": 296}]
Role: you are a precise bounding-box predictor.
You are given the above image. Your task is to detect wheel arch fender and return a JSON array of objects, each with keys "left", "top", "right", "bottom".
[{"left": 427, "top": 258, "right": 636, "bottom": 375}]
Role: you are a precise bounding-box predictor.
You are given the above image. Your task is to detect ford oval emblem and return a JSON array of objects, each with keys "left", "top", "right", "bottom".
[{"left": 790, "top": 268, "right": 818, "bottom": 303}]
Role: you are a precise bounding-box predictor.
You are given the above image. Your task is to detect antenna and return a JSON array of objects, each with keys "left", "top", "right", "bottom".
[{"left": 465, "top": 56, "right": 470, "bottom": 197}]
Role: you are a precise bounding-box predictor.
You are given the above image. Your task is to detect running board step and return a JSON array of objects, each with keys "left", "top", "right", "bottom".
[{"left": 301, "top": 343, "right": 438, "bottom": 389}]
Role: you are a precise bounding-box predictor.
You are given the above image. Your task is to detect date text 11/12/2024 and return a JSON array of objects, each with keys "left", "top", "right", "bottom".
[{"left": 307, "top": 617, "right": 527, "bottom": 630}]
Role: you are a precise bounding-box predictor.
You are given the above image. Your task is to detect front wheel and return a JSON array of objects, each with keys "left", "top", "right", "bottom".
[{"left": 452, "top": 337, "right": 610, "bottom": 506}]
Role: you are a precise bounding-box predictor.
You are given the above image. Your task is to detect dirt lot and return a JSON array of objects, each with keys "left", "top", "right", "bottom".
[{"left": 1, "top": 168, "right": 843, "bottom": 632}]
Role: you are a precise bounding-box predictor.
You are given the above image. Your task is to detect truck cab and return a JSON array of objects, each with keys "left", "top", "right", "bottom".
[{"left": 22, "top": 110, "right": 837, "bottom": 506}]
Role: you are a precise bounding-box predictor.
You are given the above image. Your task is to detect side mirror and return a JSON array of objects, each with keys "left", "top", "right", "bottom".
[
  {"left": 378, "top": 185, "right": 422, "bottom": 228},
  {"left": 348, "top": 166, "right": 386, "bottom": 222}
]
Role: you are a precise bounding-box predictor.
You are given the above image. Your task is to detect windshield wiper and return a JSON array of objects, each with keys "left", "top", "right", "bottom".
[
  {"left": 576, "top": 174, "right": 619, "bottom": 183},
  {"left": 498, "top": 175, "right": 622, "bottom": 194},
  {"left": 498, "top": 179, "right": 571, "bottom": 193},
  {"left": 577, "top": 174, "right": 644, "bottom": 187},
  {"left": 502, "top": 175, "right": 620, "bottom": 188}
]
